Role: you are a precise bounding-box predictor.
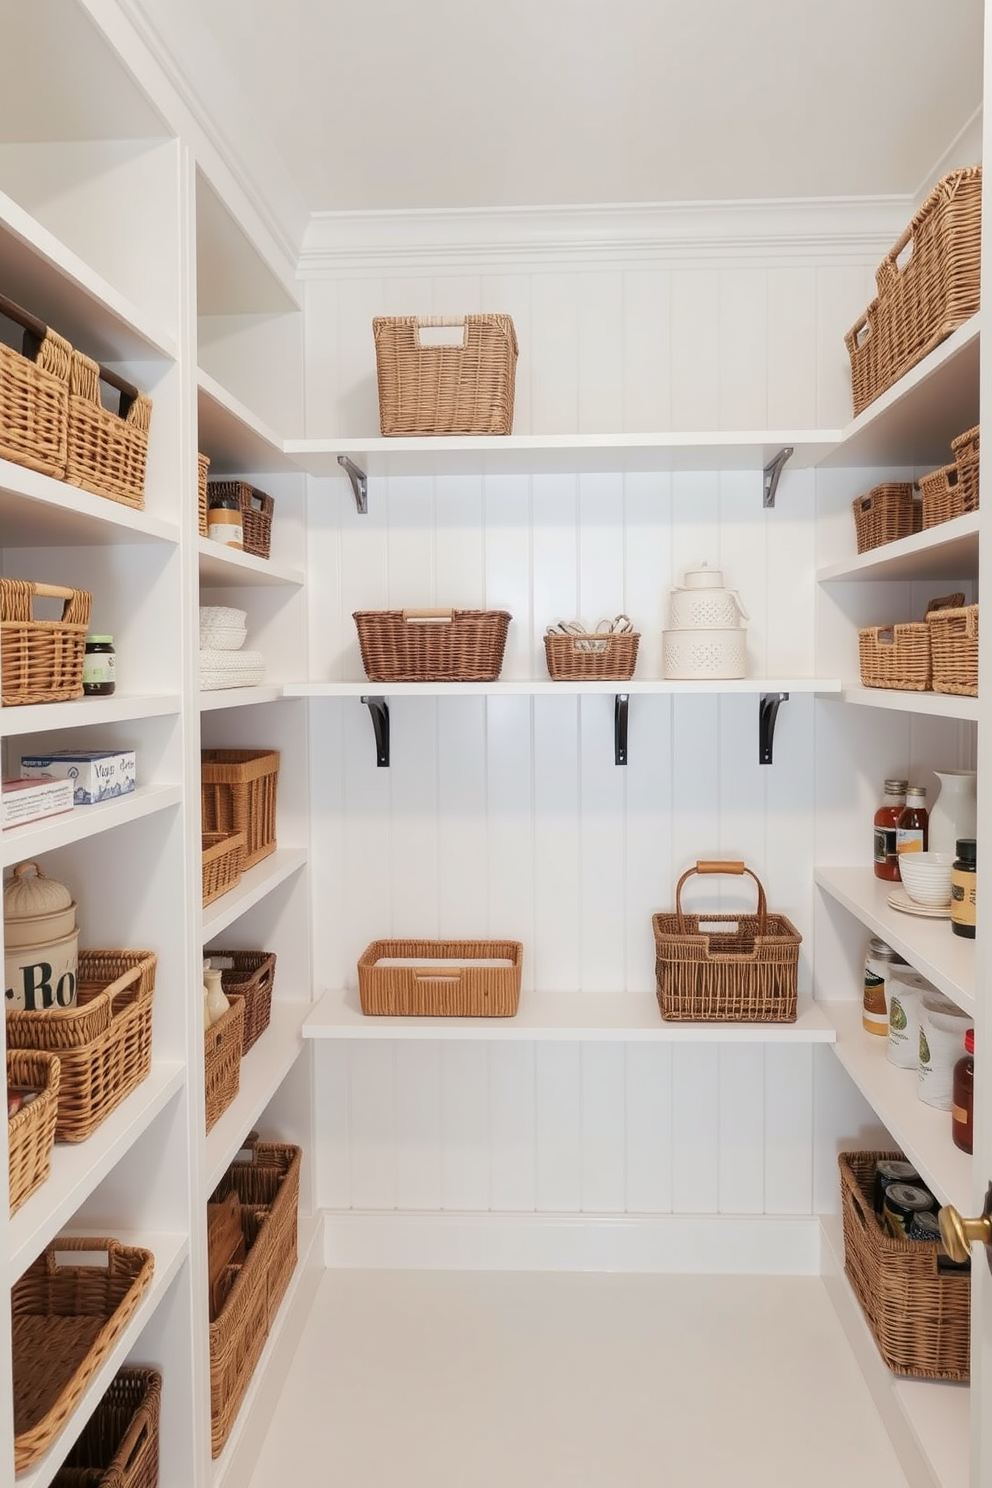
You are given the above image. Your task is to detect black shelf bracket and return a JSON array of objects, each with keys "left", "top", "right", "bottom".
[
  {"left": 762, "top": 446, "right": 794, "bottom": 509},
  {"left": 758, "top": 692, "right": 789, "bottom": 764},
  {"left": 361, "top": 695, "right": 390, "bottom": 766},
  {"left": 615, "top": 693, "right": 629, "bottom": 766},
  {"left": 338, "top": 454, "right": 368, "bottom": 515}
]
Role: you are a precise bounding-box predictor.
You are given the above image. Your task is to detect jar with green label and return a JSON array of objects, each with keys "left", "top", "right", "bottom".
[{"left": 82, "top": 635, "right": 116, "bottom": 696}]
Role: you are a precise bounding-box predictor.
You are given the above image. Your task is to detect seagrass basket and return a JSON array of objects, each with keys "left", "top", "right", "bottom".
[
  {"left": 544, "top": 630, "right": 640, "bottom": 680},
  {"left": 6, "top": 1048, "right": 61, "bottom": 1214},
  {"left": 858, "top": 591, "right": 964, "bottom": 691},
  {"left": 207, "top": 479, "right": 274, "bottom": 559},
  {"left": 918, "top": 425, "right": 980, "bottom": 528},
  {"left": 927, "top": 603, "right": 979, "bottom": 696},
  {"left": 652, "top": 861, "right": 800, "bottom": 1022},
  {"left": 197, "top": 451, "right": 211, "bottom": 536},
  {"left": 358, "top": 939, "right": 523, "bottom": 1017},
  {"left": 51, "top": 1367, "right": 162, "bottom": 1488},
  {"left": 208, "top": 950, "right": 276, "bottom": 1054},
  {"left": 66, "top": 351, "right": 152, "bottom": 508},
  {"left": 851, "top": 482, "right": 920, "bottom": 553},
  {"left": 210, "top": 1136, "right": 301, "bottom": 1325},
  {"left": 0, "top": 292, "right": 72, "bottom": 478},
  {"left": 208, "top": 1203, "right": 270, "bottom": 1457},
  {"left": 374, "top": 314, "right": 518, "bottom": 435},
  {"left": 204, "top": 995, "right": 245, "bottom": 1134},
  {"left": 0, "top": 577, "right": 92, "bottom": 705},
  {"left": 840, "top": 1150, "right": 970, "bottom": 1380},
  {"left": 201, "top": 750, "right": 279, "bottom": 870},
  {"left": 355, "top": 608, "right": 511, "bottom": 682},
  {"left": 202, "top": 831, "right": 245, "bottom": 905}
]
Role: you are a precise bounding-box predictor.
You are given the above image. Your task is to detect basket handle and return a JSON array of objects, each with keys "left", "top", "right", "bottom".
[
  {"left": 876, "top": 219, "right": 916, "bottom": 292},
  {"left": 413, "top": 317, "right": 469, "bottom": 349},
  {"left": 70, "top": 349, "right": 147, "bottom": 426},
  {"left": 926, "top": 592, "right": 965, "bottom": 614},
  {"left": 674, "top": 861, "right": 768, "bottom": 932},
  {"left": 118, "top": 1415, "right": 151, "bottom": 1473},
  {"left": 21, "top": 581, "right": 91, "bottom": 626},
  {"left": 402, "top": 608, "right": 454, "bottom": 623},
  {"left": 0, "top": 292, "right": 71, "bottom": 378}
]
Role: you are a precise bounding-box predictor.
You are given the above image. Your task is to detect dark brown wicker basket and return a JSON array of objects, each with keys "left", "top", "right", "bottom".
[
  {"left": 544, "top": 631, "right": 640, "bottom": 680},
  {"left": 207, "top": 479, "right": 273, "bottom": 559},
  {"left": 51, "top": 1368, "right": 162, "bottom": 1488},
  {"left": 7, "top": 1048, "right": 60, "bottom": 1214},
  {"left": 209, "top": 951, "right": 276, "bottom": 1054},
  {"left": 355, "top": 608, "right": 511, "bottom": 682}
]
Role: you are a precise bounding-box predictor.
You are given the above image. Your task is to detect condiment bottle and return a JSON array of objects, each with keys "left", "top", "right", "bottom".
[
  {"left": 874, "top": 777, "right": 907, "bottom": 880},
  {"left": 951, "top": 1027, "right": 975, "bottom": 1153},
  {"left": 896, "top": 786, "right": 928, "bottom": 857},
  {"left": 863, "top": 937, "right": 908, "bottom": 1036},
  {"left": 206, "top": 486, "right": 244, "bottom": 550},
  {"left": 950, "top": 837, "right": 976, "bottom": 940},
  {"left": 204, "top": 966, "right": 230, "bottom": 1025}
]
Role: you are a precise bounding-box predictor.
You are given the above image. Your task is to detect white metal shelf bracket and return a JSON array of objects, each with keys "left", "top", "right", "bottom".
[
  {"left": 615, "top": 694, "right": 629, "bottom": 765},
  {"left": 759, "top": 692, "right": 789, "bottom": 764},
  {"left": 338, "top": 455, "right": 368, "bottom": 514},
  {"left": 762, "top": 446, "right": 794, "bottom": 508},
  {"left": 361, "top": 695, "right": 390, "bottom": 765}
]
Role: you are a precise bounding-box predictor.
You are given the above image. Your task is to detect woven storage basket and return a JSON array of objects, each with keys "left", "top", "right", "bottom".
[
  {"left": 199, "top": 650, "right": 266, "bottom": 691},
  {"left": 208, "top": 951, "right": 276, "bottom": 1054},
  {"left": 858, "top": 621, "right": 932, "bottom": 690},
  {"left": 201, "top": 750, "right": 279, "bottom": 870},
  {"left": 12, "top": 1238, "right": 155, "bottom": 1473},
  {"left": 207, "top": 479, "right": 274, "bottom": 559},
  {"left": 202, "top": 831, "right": 245, "bottom": 906},
  {"left": 652, "top": 861, "right": 801, "bottom": 1023},
  {"left": 7, "top": 1048, "right": 60, "bottom": 1214},
  {"left": 919, "top": 425, "right": 980, "bottom": 528},
  {"left": 927, "top": 603, "right": 979, "bottom": 696},
  {"left": 839, "top": 1150, "right": 970, "bottom": 1380},
  {"left": 6, "top": 950, "right": 157, "bottom": 1143},
  {"left": 208, "top": 1204, "right": 270, "bottom": 1457},
  {"left": 358, "top": 938, "right": 524, "bottom": 1017},
  {"left": 51, "top": 1367, "right": 162, "bottom": 1488},
  {"left": 544, "top": 631, "right": 640, "bottom": 681},
  {"left": 355, "top": 608, "right": 511, "bottom": 682},
  {"left": 852, "top": 482, "right": 920, "bottom": 553},
  {"left": 0, "top": 293, "right": 72, "bottom": 478},
  {"left": 197, "top": 452, "right": 211, "bottom": 537},
  {"left": 0, "top": 577, "right": 92, "bottom": 705},
  {"left": 844, "top": 166, "right": 982, "bottom": 416},
  {"left": 199, "top": 606, "right": 248, "bottom": 652},
  {"left": 66, "top": 351, "right": 152, "bottom": 508},
  {"left": 374, "top": 314, "right": 518, "bottom": 436},
  {"left": 210, "top": 1136, "right": 301, "bottom": 1325},
  {"left": 204, "top": 995, "right": 245, "bottom": 1134}
]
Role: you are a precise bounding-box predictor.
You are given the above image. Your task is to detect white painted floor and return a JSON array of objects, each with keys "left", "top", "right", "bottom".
[{"left": 247, "top": 1270, "right": 910, "bottom": 1488}]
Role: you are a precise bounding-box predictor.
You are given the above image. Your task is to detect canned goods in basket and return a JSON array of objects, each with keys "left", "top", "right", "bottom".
[
  {"left": 883, "top": 1182, "right": 935, "bottom": 1239},
  {"left": 907, "top": 1209, "right": 942, "bottom": 1243},
  {"left": 872, "top": 1158, "right": 922, "bottom": 1215}
]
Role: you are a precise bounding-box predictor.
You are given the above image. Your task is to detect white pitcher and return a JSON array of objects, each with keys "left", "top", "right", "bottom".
[{"left": 928, "top": 769, "right": 977, "bottom": 854}]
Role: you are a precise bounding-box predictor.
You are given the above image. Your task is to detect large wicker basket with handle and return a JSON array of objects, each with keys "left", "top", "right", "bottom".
[
  {"left": 355, "top": 608, "right": 511, "bottom": 682},
  {"left": 66, "top": 351, "right": 152, "bottom": 508},
  {"left": 0, "top": 577, "right": 92, "bottom": 705},
  {"left": 0, "top": 292, "right": 72, "bottom": 478},
  {"left": 51, "top": 1367, "right": 162, "bottom": 1488},
  {"left": 374, "top": 314, "right": 518, "bottom": 435},
  {"left": 652, "top": 861, "right": 801, "bottom": 1022}
]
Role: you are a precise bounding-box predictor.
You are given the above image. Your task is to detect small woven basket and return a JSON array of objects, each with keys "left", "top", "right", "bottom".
[
  {"left": 374, "top": 314, "right": 518, "bottom": 436},
  {"left": 355, "top": 608, "right": 511, "bottom": 682},
  {"left": 927, "top": 603, "right": 979, "bottom": 696},
  {"left": 201, "top": 749, "right": 280, "bottom": 870},
  {"left": 202, "top": 831, "right": 245, "bottom": 906},
  {"left": 858, "top": 622, "right": 932, "bottom": 691},
  {"left": 358, "top": 938, "right": 524, "bottom": 1017},
  {"left": 0, "top": 293, "right": 71, "bottom": 478},
  {"left": 652, "top": 861, "right": 801, "bottom": 1023},
  {"left": 210, "top": 1136, "right": 301, "bottom": 1324},
  {"left": 839, "top": 1150, "right": 970, "bottom": 1380},
  {"left": 199, "top": 606, "right": 248, "bottom": 651},
  {"left": 207, "top": 479, "right": 274, "bottom": 559},
  {"left": 12, "top": 1239, "right": 155, "bottom": 1473},
  {"left": 544, "top": 631, "right": 640, "bottom": 681},
  {"left": 204, "top": 995, "right": 245, "bottom": 1134},
  {"left": 65, "top": 351, "right": 152, "bottom": 508},
  {"left": 919, "top": 425, "right": 980, "bottom": 528},
  {"left": 852, "top": 482, "right": 920, "bottom": 553},
  {"left": 209, "top": 950, "right": 276, "bottom": 1054},
  {"left": 6, "top": 1049, "right": 61, "bottom": 1215},
  {"left": 199, "top": 649, "right": 266, "bottom": 691},
  {"left": 197, "top": 452, "right": 211, "bottom": 537},
  {"left": 0, "top": 577, "right": 92, "bottom": 706},
  {"left": 51, "top": 1367, "right": 162, "bottom": 1488}
]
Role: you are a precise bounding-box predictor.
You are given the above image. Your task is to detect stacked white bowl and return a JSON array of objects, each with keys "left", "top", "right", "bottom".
[
  {"left": 897, "top": 851, "right": 955, "bottom": 907},
  {"left": 199, "top": 607, "right": 266, "bottom": 690}
]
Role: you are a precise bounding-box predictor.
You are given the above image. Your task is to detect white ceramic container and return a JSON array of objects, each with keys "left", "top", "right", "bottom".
[{"left": 662, "top": 628, "right": 747, "bottom": 680}]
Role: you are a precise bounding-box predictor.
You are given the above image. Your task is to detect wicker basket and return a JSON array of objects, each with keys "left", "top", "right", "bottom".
[
  {"left": 544, "top": 631, "right": 640, "bottom": 681},
  {"left": 202, "top": 831, "right": 246, "bottom": 906},
  {"left": 0, "top": 577, "right": 92, "bottom": 706},
  {"left": 851, "top": 483, "right": 920, "bottom": 553},
  {"left": 358, "top": 938, "right": 524, "bottom": 1017},
  {"left": 6, "top": 950, "right": 157, "bottom": 1143},
  {"left": 927, "top": 604, "right": 979, "bottom": 696},
  {"left": 65, "top": 351, "right": 152, "bottom": 508},
  {"left": 197, "top": 452, "right": 211, "bottom": 537},
  {"left": 839, "top": 1150, "right": 970, "bottom": 1380},
  {"left": 0, "top": 292, "right": 72, "bottom": 478},
  {"left": 7, "top": 1049, "right": 61, "bottom": 1214},
  {"left": 51, "top": 1367, "right": 162, "bottom": 1488},
  {"left": 208, "top": 951, "right": 276, "bottom": 1055},
  {"left": 845, "top": 166, "right": 982, "bottom": 416},
  {"left": 354, "top": 608, "right": 511, "bottom": 682},
  {"left": 201, "top": 750, "right": 279, "bottom": 871},
  {"left": 919, "top": 425, "right": 980, "bottom": 528},
  {"left": 207, "top": 479, "right": 274, "bottom": 559},
  {"left": 374, "top": 314, "right": 518, "bottom": 436},
  {"left": 204, "top": 996, "right": 245, "bottom": 1134},
  {"left": 858, "top": 621, "right": 932, "bottom": 691},
  {"left": 12, "top": 1238, "right": 155, "bottom": 1473},
  {"left": 210, "top": 1137, "right": 301, "bottom": 1323},
  {"left": 652, "top": 861, "right": 801, "bottom": 1023}
]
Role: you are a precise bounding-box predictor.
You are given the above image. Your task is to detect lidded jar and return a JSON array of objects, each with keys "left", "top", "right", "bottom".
[
  {"left": 667, "top": 563, "right": 749, "bottom": 631},
  {"left": 3, "top": 860, "right": 79, "bottom": 1010},
  {"left": 3, "top": 860, "right": 76, "bottom": 945}
]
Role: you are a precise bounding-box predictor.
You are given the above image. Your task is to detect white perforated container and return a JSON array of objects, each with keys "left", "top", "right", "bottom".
[{"left": 662, "top": 628, "right": 747, "bottom": 680}]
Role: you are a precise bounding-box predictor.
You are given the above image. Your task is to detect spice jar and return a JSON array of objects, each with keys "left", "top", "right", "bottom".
[
  {"left": 863, "top": 936, "right": 908, "bottom": 1036},
  {"left": 874, "top": 778, "right": 908, "bottom": 880},
  {"left": 950, "top": 837, "right": 976, "bottom": 940},
  {"left": 951, "top": 1027, "right": 975, "bottom": 1154},
  {"left": 82, "top": 635, "right": 116, "bottom": 696},
  {"left": 206, "top": 485, "right": 244, "bottom": 550}
]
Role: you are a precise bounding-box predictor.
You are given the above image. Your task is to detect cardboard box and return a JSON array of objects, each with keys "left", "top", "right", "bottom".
[
  {"left": 2, "top": 775, "right": 75, "bottom": 829},
  {"left": 19, "top": 749, "right": 137, "bottom": 805}
]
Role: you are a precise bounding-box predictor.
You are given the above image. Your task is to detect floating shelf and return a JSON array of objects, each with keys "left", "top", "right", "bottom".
[
  {"left": 201, "top": 848, "right": 309, "bottom": 939},
  {"left": 823, "top": 689, "right": 980, "bottom": 722},
  {"left": 199, "top": 685, "right": 286, "bottom": 712},
  {"left": 197, "top": 371, "right": 298, "bottom": 475},
  {"left": 198, "top": 539, "right": 304, "bottom": 589},
  {"left": 818, "top": 513, "right": 979, "bottom": 584},
  {"left": 287, "top": 677, "right": 840, "bottom": 698}
]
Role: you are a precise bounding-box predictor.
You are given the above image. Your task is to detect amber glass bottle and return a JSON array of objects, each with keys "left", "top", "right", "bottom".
[
  {"left": 874, "top": 778, "right": 907, "bottom": 880},
  {"left": 951, "top": 1027, "right": 975, "bottom": 1153},
  {"left": 895, "top": 785, "right": 928, "bottom": 857}
]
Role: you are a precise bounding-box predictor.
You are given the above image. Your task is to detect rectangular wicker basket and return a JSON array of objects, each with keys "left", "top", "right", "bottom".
[
  {"left": 374, "top": 314, "right": 518, "bottom": 436},
  {"left": 207, "top": 479, "right": 274, "bottom": 559},
  {"left": 66, "top": 351, "right": 152, "bottom": 508},
  {"left": 652, "top": 862, "right": 801, "bottom": 1023},
  {"left": 202, "top": 831, "right": 246, "bottom": 906},
  {"left": 201, "top": 750, "right": 280, "bottom": 871},
  {"left": 0, "top": 292, "right": 72, "bottom": 478},
  {"left": 919, "top": 425, "right": 980, "bottom": 528},
  {"left": 0, "top": 577, "right": 93, "bottom": 706},
  {"left": 358, "top": 938, "right": 524, "bottom": 1017},
  {"left": 209, "top": 950, "right": 276, "bottom": 1054},
  {"left": 851, "top": 482, "right": 920, "bottom": 553},
  {"left": 839, "top": 1150, "right": 970, "bottom": 1380},
  {"left": 197, "top": 451, "right": 211, "bottom": 537},
  {"left": 845, "top": 166, "right": 982, "bottom": 416},
  {"left": 858, "top": 621, "right": 932, "bottom": 691},
  {"left": 927, "top": 603, "right": 979, "bottom": 696},
  {"left": 544, "top": 631, "right": 640, "bottom": 680},
  {"left": 204, "top": 996, "right": 245, "bottom": 1134},
  {"left": 354, "top": 608, "right": 511, "bottom": 682},
  {"left": 51, "top": 1367, "right": 162, "bottom": 1488},
  {"left": 7, "top": 1048, "right": 61, "bottom": 1215},
  {"left": 6, "top": 950, "right": 157, "bottom": 1143},
  {"left": 12, "top": 1238, "right": 155, "bottom": 1473}
]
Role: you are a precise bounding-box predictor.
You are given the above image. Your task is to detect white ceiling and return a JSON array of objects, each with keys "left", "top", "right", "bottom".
[{"left": 178, "top": 0, "right": 982, "bottom": 214}]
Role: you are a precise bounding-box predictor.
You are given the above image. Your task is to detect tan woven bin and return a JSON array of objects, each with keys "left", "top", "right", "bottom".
[
  {"left": 66, "top": 351, "right": 152, "bottom": 508},
  {"left": 851, "top": 482, "right": 920, "bottom": 553},
  {"left": 845, "top": 166, "right": 982, "bottom": 416},
  {"left": 12, "top": 1238, "right": 155, "bottom": 1473},
  {"left": 51, "top": 1367, "right": 162, "bottom": 1488},
  {"left": 927, "top": 603, "right": 979, "bottom": 696},
  {"left": 840, "top": 1150, "right": 970, "bottom": 1380},
  {"left": 7, "top": 1048, "right": 60, "bottom": 1215},
  {"left": 202, "top": 831, "right": 245, "bottom": 906},
  {"left": 653, "top": 861, "right": 801, "bottom": 1023},
  {"left": 197, "top": 451, "right": 211, "bottom": 537},
  {"left": 858, "top": 621, "right": 932, "bottom": 691},
  {"left": 355, "top": 608, "right": 511, "bottom": 682},
  {"left": 358, "top": 938, "right": 523, "bottom": 1017},
  {"left": 374, "top": 314, "right": 518, "bottom": 435},
  {"left": 201, "top": 750, "right": 280, "bottom": 871},
  {"left": 544, "top": 631, "right": 640, "bottom": 680},
  {"left": 0, "top": 577, "right": 92, "bottom": 705},
  {"left": 919, "top": 425, "right": 980, "bottom": 528},
  {"left": 204, "top": 996, "right": 245, "bottom": 1134},
  {"left": 0, "top": 292, "right": 72, "bottom": 478}
]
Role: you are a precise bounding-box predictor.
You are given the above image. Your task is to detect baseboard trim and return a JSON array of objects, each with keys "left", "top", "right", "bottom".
[{"left": 321, "top": 1209, "right": 822, "bottom": 1274}]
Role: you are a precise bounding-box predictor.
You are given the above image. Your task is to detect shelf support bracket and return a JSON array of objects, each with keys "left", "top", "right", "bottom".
[
  {"left": 361, "top": 695, "right": 390, "bottom": 766},
  {"left": 762, "top": 446, "right": 794, "bottom": 509},
  {"left": 338, "top": 455, "right": 368, "bottom": 515},
  {"left": 615, "top": 693, "right": 629, "bottom": 766},
  {"left": 758, "top": 692, "right": 789, "bottom": 765}
]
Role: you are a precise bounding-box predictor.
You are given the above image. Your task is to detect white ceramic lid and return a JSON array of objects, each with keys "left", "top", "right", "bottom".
[
  {"left": 679, "top": 563, "right": 724, "bottom": 589},
  {"left": 3, "top": 860, "right": 74, "bottom": 922}
]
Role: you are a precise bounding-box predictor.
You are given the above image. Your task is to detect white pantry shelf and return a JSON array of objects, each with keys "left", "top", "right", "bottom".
[
  {"left": 199, "top": 685, "right": 285, "bottom": 712},
  {"left": 824, "top": 688, "right": 980, "bottom": 722},
  {"left": 1, "top": 693, "right": 181, "bottom": 737},
  {"left": 818, "top": 512, "right": 979, "bottom": 584},
  {"left": 0, "top": 784, "right": 182, "bottom": 867},
  {"left": 198, "top": 539, "right": 304, "bottom": 589},
  {"left": 197, "top": 371, "right": 298, "bottom": 475},
  {"left": 0, "top": 457, "right": 180, "bottom": 548},
  {"left": 201, "top": 848, "right": 309, "bottom": 939},
  {"left": 288, "top": 677, "right": 841, "bottom": 698}
]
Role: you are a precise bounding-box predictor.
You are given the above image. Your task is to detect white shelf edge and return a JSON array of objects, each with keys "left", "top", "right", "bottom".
[
  {"left": 0, "top": 784, "right": 183, "bottom": 866},
  {"left": 303, "top": 988, "right": 836, "bottom": 1042},
  {"left": 201, "top": 848, "right": 309, "bottom": 939},
  {"left": 287, "top": 677, "right": 842, "bottom": 698},
  {"left": 835, "top": 316, "right": 981, "bottom": 449},
  {"left": 817, "top": 513, "right": 979, "bottom": 584},
  {"left": 0, "top": 456, "right": 181, "bottom": 544},
  {"left": 204, "top": 1002, "right": 310, "bottom": 1193},
  {"left": 197, "top": 370, "right": 287, "bottom": 453},
  {"left": 9, "top": 1063, "right": 186, "bottom": 1276},
  {"left": 1, "top": 694, "right": 181, "bottom": 737},
  {"left": 824, "top": 689, "right": 980, "bottom": 722},
  {"left": 198, "top": 538, "right": 304, "bottom": 588},
  {"left": 199, "top": 686, "right": 286, "bottom": 712}
]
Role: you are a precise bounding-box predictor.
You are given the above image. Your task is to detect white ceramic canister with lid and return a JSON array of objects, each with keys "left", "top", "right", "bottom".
[
  {"left": 918, "top": 989, "right": 973, "bottom": 1109},
  {"left": 3, "top": 860, "right": 78, "bottom": 1009},
  {"left": 667, "top": 563, "right": 750, "bottom": 631},
  {"left": 886, "top": 968, "right": 937, "bottom": 1069}
]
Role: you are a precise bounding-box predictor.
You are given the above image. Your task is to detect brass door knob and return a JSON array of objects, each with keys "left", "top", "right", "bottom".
[{"left": 939, "top": 1204, "right": 992, "bottom": 1264}]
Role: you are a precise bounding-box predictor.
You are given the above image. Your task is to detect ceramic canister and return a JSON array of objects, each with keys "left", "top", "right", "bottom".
[
  {"left": 887, "top": 968, "right": 937, "bottom": 1070},
  {"left": 918, "top": 990, "right": 973, "bottom": 1110},
  {"left": 667, "top": 563, "right": 750, "bottom": 631},
  {"left": 3, "top": 860, "right": 78, "bottom": 1009}
]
